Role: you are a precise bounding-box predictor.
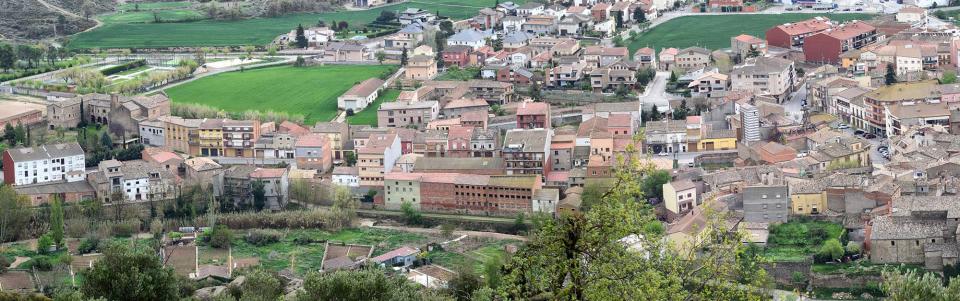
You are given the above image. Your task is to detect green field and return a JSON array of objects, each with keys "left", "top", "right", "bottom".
[
  {"left": 628, "top": 13, "right": 874, "bottom": 52},
  {"left": 347, "top": 89, "right": 399, "bottom": 126},
  {"left": 117, "top": 1, "right": 194, "bottom": 11},
  {"left": 70, "top": 0, "right": 524, "bottom": 49},
  {"left": 164, "top": 64, "right": 396, "bottom": 124},
  {"left": 99, "top": 9, "right": 205, "bottom": 24}
]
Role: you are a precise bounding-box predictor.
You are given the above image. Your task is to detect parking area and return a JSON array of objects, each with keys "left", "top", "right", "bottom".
[{"left": 833, "top": 122, "right": 890, "bottom": 165}]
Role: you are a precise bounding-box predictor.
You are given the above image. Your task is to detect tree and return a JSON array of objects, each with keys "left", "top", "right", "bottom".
[
  {"left": 943, "top": 70, "right": 958, "bottom": 84},
  {"left": 885, "top": 63, "right": 898, "bottom": 85},
  {"left": 0, "top": 185, "right": 30, "bottom": 242},
  {"left": 295, "top": 24, "right": 309, "bottom": 48},
  {"left": 252, "top": 180, "right": 266, "bottom": 211},
  {"left": 668, "top": 70, "right": 678, "bottom": 83},
  {"left": 614, "top": 11, "right": 624, "bottom": 29},
  {"left": 338, "top": 21, "right": 349, "bottom": 31},
  {"left": 882, "top": 269, "right": 960, "bottom": 301},
  {"left": 239, "top": 269, "right": 283, "bottom": 300},
  {"left": 330, "top": 186, "right": 358, "bottom": 229},
  {"left": 110, "top": 191, "right": 128, "bottom": 221},
  {"left": 50, "top": 196, "right": 65, "bottom": 248},
  {"left": 845, "top": 241, "right": 861, "bottom": 255},
  {"left": 401, "top": 201, "right": 423, "bottom": 225},
  {"left": 0, "top": 44, "right": 15, "bottom": 72},
  {"left": 636, "top": 67, "right": 655, "bottom": 87},
  {"left": 208, "top": 225, "right": 232, "bottom": 249},
  {"left": 400, "top": 47, "right": 409, "bottom": 66},
  {"left": 3, "top": 123, "right": 14, "bottom": 144},
  {"left": 495, "top": 140, "right": 770, "bottom": 300},
  {"left": 81, "top": 244, "right": 180, "bottom": 301},
  {"left": 298, "top": 268, "right": 449, "bottom": 301},
  {"left": 746, "top": 46, "right": 761, "bottom": 58},
  {"left": 648, "top": 105, "right": 660, "bottom": 121},
  {"left": 14, "top": 123, "right": 27, "bottom": 146},
  {"left": 100, "top": 131, "right": 113, "bottom": 150},
  {"left": 345, "top": 152, "right": 357, "bottom": 166},
  {"left": 633, "top": 8, "right": 646, "bottom": 23},
  {"left": 672, "top": 99, "right": 690, "bottom": 120},
  {"left": 375, "top": 51, "right": 386, "bottom": 64},
  {"left": 37, "top": 233, "right": 54, "bottom": 254},
  {"left": 294, "top": 55, "right": 306, "bottom": 67},
  {"left": 529, "top": 80, "right": 542, "bottom": 101},
  {"left": 446, "top": 263, "right": 484, "bottom": 301},
  {"left": 818, "top": 238, "right": 844, "bottom": 261},
  {"left": 640, "top": 170, "right": 671, "bottom": 200}
]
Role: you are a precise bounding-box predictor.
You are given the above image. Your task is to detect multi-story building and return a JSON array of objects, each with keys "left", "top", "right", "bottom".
[
  {"left": 674, "top": 47, "right": 712, "bottom": 71},
  {"left": 884, "top": 101, "right": 950, "bottom": 136},
  {"left": 46, "top": 97, "right": 82, "bottom": 130},
  {"left": 223, "top": 165, "right": 289, "bottom": 210},
  {"left": 730, "top": 56, "right": 795, "bottom": 103},
  {"left": 659, "top": 47, "right": 678, "bottom": 70},
  {"left": 644, "top": 119, "right": 687, "bottom": 153},
  {"left": 406, "top": 55, "right": 438, "bottom": 80},
  {"left": 295, "top": 134, "right": 333, "bottom": 172},
  {"left": 633, "top": 47, "right": 656, "bottom": 69},
  {"left": 383, "top": 172, "right": 543, "bottom": 216},
  {"left": 87, "top": 159, "right": 177, "bottom": 202},
  {"left": 663, "top": 179, "right": 697, "bottom": 216},
  {"left": 502, "top": 129, "right": 551, "bottom": 176},
  {"left": 583, "top": 46, "right": 629, "bottom": 67},
  {"left": 312, "top": 122, "right": 350, "bottom": 163},
  {"left": 765, "top": 17, "right": 834, "bottom": 49},
  {"left": 803, "top": 21, "right": 878, "bottom": 64},
  {"left": 378, "top": 100, "right": 439, "bottom": 128},
  {"left": 688, "top": 71, "right": 729, "bottom": 98},
  {"left": 441, "top": 98, "right": 488, "bottom": 119},
  {"left": 743, "top": 185, "right": 790, "bottom": 223},
  {"left": 739, "top": 103, "right": 760, "bottom": 144},
  {"left": 161, "top": 116, "right": 202, "bottom": 154},
  {"left": 471, "top": 128, "right": 500, "bottom": 158},
  {"left": 197, "top": 119, "right": 225, "bottom": 157},
  {"left": 863, "top": 80, "right": 941, "bottom": 136},
  {"left": 2, "top": 142, "right": 85, "bottom": 186},
  {"left": 358, "top": 133, "right": 402, "bottom": 186},
  {"left": 731, "top": 34, "right": 767, "bottom": 60},
  {"left": 516, "top": 102, "right": 551, "bottom": 129},
  {"left": 138, "top": 119, "right": 165, "bottom": 147},
  {"left": 222, "top": 119, "right": 260, "bottom": 158}
]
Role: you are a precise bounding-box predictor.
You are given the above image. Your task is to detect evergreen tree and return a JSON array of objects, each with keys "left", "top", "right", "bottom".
[
  {"left": 252, "top": 180, "right": 266, "bottom": 211},
  {"left": 529, "top": 81, "right": 542, "bottom": 101},
  {"left": 100, "top": 131, "right": 113, "bottom": 150},
  {"left": 649, "top": 105, "right": 660, "bottom": 121},
  {"left": 614, "top": 11, "right": 624, "bottom": 29},
  {"left": 885, "top": 64, "right": 898, "bottom": 85},
  {"left": 400, "top": 47, "right": 409, "bottom": 66},
  {"left": 81, "top": 244, "right": 180, "bottom": 301},
  {"left": 633, "top": 8, "right": 646, "bottom": 23},
  {"left": 2, "top": 123, "right": 14, "bottom": 144},
  {"left": 50, "top": 196, "right": 64, "bottom": 248},
  {"left": 295, "top": 24, "right": 308, "bottom": 48},
  {"left": 13, "top": 123, "right": 26, "bottom": 146},
  {"left": 0, "top": 44, "right": 14, "bottom": 72}
]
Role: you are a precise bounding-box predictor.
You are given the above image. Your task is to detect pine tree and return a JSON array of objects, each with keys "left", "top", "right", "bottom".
[
  {"left": 295, "top": 24, "right": 308, "bottom": 48},
  {"left": 885, "top": 64, "right": 898, "bottom": 85},
  {"left": 649, "top": 105, "right": 660, "bottom": 121},
  {"left": 50, "top": 196, "right": 64, "bottom": 248},
  {"left": 400, "top": 47, "right": 409, "bottom": 66}
]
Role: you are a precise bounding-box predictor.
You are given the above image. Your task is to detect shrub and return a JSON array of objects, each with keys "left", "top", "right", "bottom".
[
  {"left": 818, "top": 239, "right": 844, "bottom": 262},
  {"left": 37, "top": 234, "right": 55, "bottom": 254},
  {"left": 111, "top": 222, "right": 138, "bottom": 237},
  {"left": 168, "top": 232, "right": 183, "bottom": 241},
  {"left": 77, "top": 237, "right": 100, "bottom": 254},
  {"left": 845, "top": 241, "right": 861, "bottom": 255},
  {"left": 57, "top": 253, "right": 72, "bottom": 266},
  {"left": 65, "top": 218, "right": 91, "bottom": 238},
  {"left": 100, "top": 60, "right": 147, "bottom": 76},
  {"left": 209, "top": 225, "right": 233, "bottom": 249},
  {"left": 24, "top": 256, "right": 53, "bottom": 271},
  {"left": 245, "top": 229, "right": 283, "bottom": 246},
  {"left": 216, "top": 210, "right": 331, "bottom": 229}
]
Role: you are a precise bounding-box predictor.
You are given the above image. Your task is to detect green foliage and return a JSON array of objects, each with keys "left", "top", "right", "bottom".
[
  {"left": 50, "top": 197, "right": 65, "bottom": 247},
  {"left": 37, "top": 233, "right": 54, "bottom": 254},
  {"left": 297, "top": 268, "right": 450, "bottom": 301},
  {"left": 942, "top": 70, "right": 957, "bottom": 84},
  {"left": 209, "top": 225, "right": 234, "bottom": 249},
  {"left": 0, "top": 185, "right": 31, "bottom": 242},
  {"left": 251, "top": 180, "right": 266, "bottom": 212},
  {"left": 239, "top": 269, "right": 283, "bottom": 301},
  {"left": 344, "top": 152, "right": 358, "bottom": 166},
  {"left": 81, "top": 244, "right": 180, "bottom": 301},
  {"left": 245, "top": 229, "right": 283, "bottom": 246},
  {"left": 886, "top": 64, "right": 898, "bottom": 85},
  {"left": 882, "top": 269, "right": 960, "bottom": 301},
  {"left": 347, "top": 89, "right": 400, "bottom": 126},
  {"left": 446, "top": 263, "right": 484, "bottom": 301},
  {"left": 845, "top": 241, "right": 861, "bottom": 255},
  {"left": 77, "top": 237, "right": 100, "bottom": 254},
  {"left": 826, "top": 158, "right": 861, "bottom": 171},
  {"left": 0, "top": 291, "right": 51, "bottom": 301},
  {"left": 330, "top": 186, "right": 358, "bottom": 229},
  {"left": 641, "top": 170, "right": 671, "bottom": 200},
  {"left": 818, "top": 239, "right": 844, "bottom": 261},
  {"left": 100, "top": 59, "right": 147, "bottom": 76},
  {"left": 401, "top": 201, "right": 423, "bottom": 225}
]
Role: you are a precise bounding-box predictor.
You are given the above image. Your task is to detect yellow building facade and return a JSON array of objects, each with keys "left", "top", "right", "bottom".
[{"left": 791, "top": 191, "right": 826, "bottom": 215}]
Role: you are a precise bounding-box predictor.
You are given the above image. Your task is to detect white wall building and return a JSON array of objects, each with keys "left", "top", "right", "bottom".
[{"left": 2, "top": 142, "right": 85, "bottom": 186}]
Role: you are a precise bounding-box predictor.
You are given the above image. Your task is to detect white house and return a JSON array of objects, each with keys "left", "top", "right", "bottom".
[
  {"left": 446, "top": 29, "right": 495, "bottom": 50},
  {"left": 332, "top": 166, "right": 360, "bottom": 187},
  {"left": 337, "top": 78, "right": 384, "bottom": 111},
  {"left": 2, "top": 142, "right": 85, "bottom": 186},
  {"left": 139, "top": 119, "right": 165, "bottom": 147}
]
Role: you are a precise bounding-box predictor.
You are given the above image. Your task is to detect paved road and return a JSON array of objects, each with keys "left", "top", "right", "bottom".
[
  {"left": 783, "top": 83, "right": 808, "bottom": 124},
  {"left": 639, "top": 71, "right": 677, "bottom": 115},
  {"left": 370, "top": 224, "right": 527, "bottom": 241}
]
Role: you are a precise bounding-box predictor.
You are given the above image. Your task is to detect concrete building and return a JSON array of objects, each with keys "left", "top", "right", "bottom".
[
  {"left": 739, "top": 103, "right": 760, "bottom": 144},
  {"left": 663, "top": 179, "right": 697, "bottom": 216},
  {"left": 2, "top": 142, "right": 85, "bottom": 186},
  {"left": 378, "top": 100, "right": 440, "bottom": 128},
  {"left": 764, "top": 17, "right": 835, "bottom": 49},
  {"left": 138, "top": 119, "right": 165, "bottom": 147},
  {"left": 742, "top": 185, "right": 790, "bottom": 223},
  {"left": 730, "top": 57, "right": 795, "bottom": 103},
  {"left": 87, "top": 159, "right": 177, "bottom": 202},
  {"left": 516, "top": 102, "right": 551, "bottom": 129},
  {"left": 803, "top": 21, "right": 878, "bottom": 64},
  {"left": 383, "top": 172, "right": 543, "bottom": 216},
  {"left": 358, "top": 133, "right": 402, "bottom": 186},
  {"left": 502, "top": 129, "right": 551, "bottom": 176},
  {"left": 674, "top": 47, "right": 712, "bottom": 71},
  {"left": 338, "top": 78, "right": 385, "bottom": 112},
  {"left": 295, "top": 134, "right": 333, "bottom": 172}
]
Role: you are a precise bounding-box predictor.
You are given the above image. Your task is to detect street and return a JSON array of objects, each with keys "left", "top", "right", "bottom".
[{"left": 639, "top": 71, "right": 677, "bottom": 114}]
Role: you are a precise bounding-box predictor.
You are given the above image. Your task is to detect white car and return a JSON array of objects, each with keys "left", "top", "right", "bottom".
[
  {"left": 796, "top": 152, "right": 808, "bottom": 158},
  {"left": 658, "top": 151, "right": 669, "bottom": 157},
  {"left": 836, "top": 123, "right": 850, "bottom": 129}
]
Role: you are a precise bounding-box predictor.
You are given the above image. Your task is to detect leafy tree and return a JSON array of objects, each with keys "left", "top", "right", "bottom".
[
  {"left": 796, "top": 67, "right": 806, "bottom": 77},
  {"left": 50, "top": 196, "right": 65, "bottom": 247},
  {"left": 529, "top": 80, "right": 542, "bottom": 101},
  {"left": 400, "top": 48, "right": 409, "bottom": 66},
  {"left": 298, "top": 268, "right": 450, "bottom": 301},
  {"left": 295, "top": 24, "right": 309, "bottom": 48},
  {"left": 885, "top": 63, "right": 898, "bottom": 85},
  {"left": 330, "top": 186, "right": 358, "bottom": 229},
  {"left": 37, "top": 233, "right": 54, "bottom": 254},
  {"left": 636, "top": 67, "right": 655, "bottom": 87},
  {"left": 81, "top": 244, "right": 179, "bottom": 301},
  {"left": 208, "top": 225, "right": 233, "bottom": 249},
  {"left": 818, "top": 238, "right": 844, "bottom": 261},
  {"left": 942, "top": 70, "right": 957, "bottom": 84},
  {"left": 0, "top": 291, "right": 51, "bottom": 301},
  {"left": 375, "top": 51, "right": 386, "bottom": 64},
  {"left": 345, "top": 152, "right": 357, "bottom": 166},
  {"left": 495, "top": 141, "right": 770, "bottom": 300},
  {"left": 3, "top": 123, "right": 14, "bottom": 145},
  {"left": 633, "top": 9, "right": 646, "bottom": 23},
  {"left": 14, "top": 123, "right": 27, "bottom": 146},
  {"left": 100, "top": 131, "right": 113, "bottom": 150},
  {"left": 338, "top": 21, "right": 349, "bottom": 31},
  {"left": 252, "top": 180, "right": 266, "bottom": 211},
  {"left": 0, "top": 185, "right": 30, "bottom": 242},
  {"left": 641, "top": 170, "right": 671, "bottom": 200},
  {"left": 648, "top": 105, "right": 660, "bottom": 121},
  {"left": 401, "top": 201, "right": 423, "bottom": 225},
  {"left": 845, "top": 241, "right": 861, "bottom": 255},
  {"left": 882, "top": 269, "right": 960, "bottom": 301},
  {"left": 239, "top": 269, "right": 283, "bottom": 300},
  {"left": 0, "top": 44, "right": 14, "bottom": 72},
  {"left": 446, "top": 263, "right": 483, "bottom": 301},
  {"left": 672, "top": 99, "right": 690, "bottom": 120}
]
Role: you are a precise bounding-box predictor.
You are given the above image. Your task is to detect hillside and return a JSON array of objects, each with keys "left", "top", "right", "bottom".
[{"left": 0, "top": 0, "right": 110, "bottom": 42}]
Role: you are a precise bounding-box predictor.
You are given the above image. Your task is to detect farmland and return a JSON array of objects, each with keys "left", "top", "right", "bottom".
[
  {"left": 347, "top": 89, "right": 400, "bottom": 126},
  {"left": 627, "top": 13, "right": 875, "bottom": 52},
  {"left": 164, "top": 64, "right": 396, "bottom": 124},
  {"left": 69, "top": 0, "right": 525, "bottom": 49}
]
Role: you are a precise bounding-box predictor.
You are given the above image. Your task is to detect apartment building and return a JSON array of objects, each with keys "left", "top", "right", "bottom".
[
  {"left": 161, "top": 116, "right": 202, "bottom": 154},
  {"left": 803, "top": 21, "right": 878, "bottom": 64},
  {"left": 730, "top": 57, "right": 796, "bottom": 103},
  {"left": 516, "top": 102, "right": 551, "bottom": 129},
  {"left": 862, "top": 81, "right": 941, "bottom": 136},
  {"left": 222, "top": 119, "right": 260, "bottom": 158},
  {"left": 378, "top": 100, "right": 440, "bottom": 128},
  {"left": 765, "top": 17, "right": 834, "bottom": 49},
  {"left": 294, "top": 134, "right": 333, "bottom": 172},
  {"left": 502, "top": 129, "right": 551, "bottom": 176},
  {"left": 2, "top": 142, "right": 85, "bottom": 186},
  {"left": 358, "top": 133, "right": 402, "bottom": 186},
  {"left": 674, "top": 47, "right": 712, "bottom": 71},
  {"left": 87, "top": 159, "right": 176, "bottom": 202},
  {"left": 384, "top": 172, "right": 543, "bottom": 216}
]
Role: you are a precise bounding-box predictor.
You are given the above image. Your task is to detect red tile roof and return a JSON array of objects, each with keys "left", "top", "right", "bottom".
[
  {"left": 250, "top": 168, "right": 286, "bottom": 178},
  {"left": 517, "top": 102, "right": 550, "bottom": 115},
  {"left": 819, "top": 21, "right": 875, "bottom": 40},
  {"left": 295, "top": 134, "right": 328, "bottom": 148},
  {"left": 733, "top": 34, "right": 764, "bottom": 44},
  {"left": 775, "top": 17, "right": 834, "bottom": 36}
]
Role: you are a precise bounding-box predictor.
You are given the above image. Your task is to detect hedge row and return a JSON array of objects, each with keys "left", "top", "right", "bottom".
[{"left": 100, "top": 59, "right": 147, "bottom": 76}]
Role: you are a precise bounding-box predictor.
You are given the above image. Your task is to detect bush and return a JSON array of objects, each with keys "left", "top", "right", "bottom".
[
  {"left": 216, "top": 210, "right": 331, "bottom": 229},
  {"left": 209, "top": 225, "right": 233, "bottom": 249},
  {"left": 845, "top": 241, "right": 861, "bottom": 255},
  {"left": 818, "top": 239, "right": 844, "bottom": 262},
  {"left": 244, "top": 229, "right": 283, "bottom": 246},
  {"left": 24, "top": 256, "right": 53, "bottom": 271},
  {"left": 77, "top": 237, "right": 100, "bottom": 255},
  {"left": 168, "top": 232, "right": 183, "bottom": 241},
  {"left": 37, "top": 234, "right": 55, "bottom": 254},
  {"left": 111, "top": 222, "right": 138, "bottom": 237}
]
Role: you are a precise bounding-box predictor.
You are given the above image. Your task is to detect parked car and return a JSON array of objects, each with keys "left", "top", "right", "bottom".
[
  {"left": 864, "top": 133, "right": 877, "bottom": 139},
  {"left": 796, "top": 152, "right": 808, "bottom": 158},
  {"left": 837, "top": 123, "right": 850, "bottom": 129},
  {"left": 854, "top": 129, "right": 866, "bottom": 136},
  {"left": 687, "top": 162, "right": 695, "bottom": 167},
  {"left": 877, "top": 146, "right": 888, "bottom": 152},
  {"left": 658, "top": 151, "right": 669, "bottom": 157}
]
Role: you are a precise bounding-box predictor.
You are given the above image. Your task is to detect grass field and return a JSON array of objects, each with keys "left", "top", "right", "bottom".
[
  {"left": 347, "top": 89, "right": 399, "bottom": 126},
  {"left": 165, "top": 64, "right": 396, "bottom": 124},
  {"left": 99, "top": 9, "right": 205, "bottom": 24},
  {"left": 628, "top": 13, "right": 874, "bottom": 52},
  {"left": 70, "top": 0, "right": 524, "bottom": 49},
  {"left": 117, "top": 1, "right": 194, "bottom": 11}
]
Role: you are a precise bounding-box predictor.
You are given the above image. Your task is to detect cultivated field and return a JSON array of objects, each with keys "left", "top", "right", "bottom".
[
  {"left": 628, "top": 13, "right": 874, "bottom": 52},
  {"left": 164, "top": 65, "right": 396, "bottom": 124},
  {"left": 70, "top": 0, "right": 525, "bottom": 49}
]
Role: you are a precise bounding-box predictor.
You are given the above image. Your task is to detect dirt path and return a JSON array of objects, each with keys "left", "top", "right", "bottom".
[
  {"left": 35, "top": 0, "right": 104, "bottom": 34},
  {"left": 370, "top": 225, "right": 527, "bottom": 241},
  {"left": 8, "top": 257, "right": 30, "bottom": 269}
]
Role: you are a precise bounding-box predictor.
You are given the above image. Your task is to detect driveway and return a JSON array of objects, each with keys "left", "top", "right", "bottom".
[{"left": 639, "top": 71, "right": 677, "bottom": 114}]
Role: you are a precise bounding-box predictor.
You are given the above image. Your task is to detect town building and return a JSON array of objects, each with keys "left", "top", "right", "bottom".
[
  {"left": 742, "top": 185, "right": 790, "bottom": 223},
  {"left": 338, "top": 78, "right": 385, "bottom": 112},
  {"left": 765, "top": 17, "right": 835, "bottom": 49},
  {"left": 2, "top": 142, "right": 85, "bottom": 186},
  {"left": 516, "top": 102, "right": 551, "bottom": 129},
  {"left": 502, "top": 129, "right": 551, "bottom": 176},
  {"left": 358, "top": 133, "right": 402, "bottom": 186}
]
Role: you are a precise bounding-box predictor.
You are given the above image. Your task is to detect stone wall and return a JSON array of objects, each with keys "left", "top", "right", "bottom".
[
  {"left": 809, "top": 273, "right": 883, "bottom": 289},
  {"left": 761, "top": 260, "right": 811, "bottom": 286}
]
